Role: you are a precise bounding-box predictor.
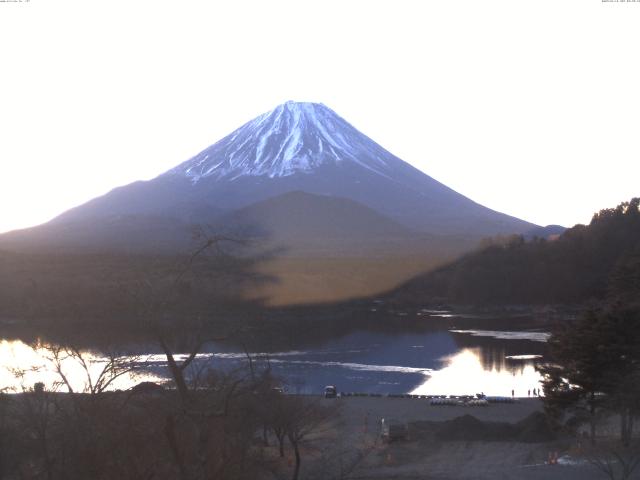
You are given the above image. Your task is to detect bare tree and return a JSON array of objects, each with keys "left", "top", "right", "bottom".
[
  {"left": 283, "top": 396, "right": 335, "bottom": 480},
  {"left": 265, "top": 391, "right": 290, "bottom": 458},
  {"left": 41, "top": 342, "right": 140, "bottom": 396},
  {"left": 585, "top": 440, "right": 640, "bottom": 480},
  {"left": 123, "top": 234, "right": 248, "bottom": 407}
]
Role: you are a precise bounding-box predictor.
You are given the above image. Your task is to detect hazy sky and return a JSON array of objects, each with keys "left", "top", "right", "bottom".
[{"left": 1, "top": 0, "right": 639, "bottom": 233}]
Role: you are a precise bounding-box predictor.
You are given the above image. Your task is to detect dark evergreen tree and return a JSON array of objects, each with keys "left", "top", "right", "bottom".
[
  {"left": 538, "top": 307, "right": 640, "bottom": 444},
  {"left": 538, "top": 310, "right": 609, "bottom": 443}
]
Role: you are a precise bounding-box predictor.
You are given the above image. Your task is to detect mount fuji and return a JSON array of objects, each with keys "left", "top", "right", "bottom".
[
  {"left": 0, "top": 101, "right": 537, "bottom": 303},
  {"left": 46, "top": 101, "right": 534, "bottom": 236}
]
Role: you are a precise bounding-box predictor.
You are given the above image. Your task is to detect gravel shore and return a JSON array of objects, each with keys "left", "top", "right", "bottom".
[
  {"left": 337, "top": 396, "right": 545, "bottom": 426},
  {"left": 300, "top": 396, "right": 611, "bottom": 480}
]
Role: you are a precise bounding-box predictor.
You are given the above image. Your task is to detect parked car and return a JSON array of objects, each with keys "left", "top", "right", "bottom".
[{"left": 324, "top": 385, "right": 337, "bottom": 398}]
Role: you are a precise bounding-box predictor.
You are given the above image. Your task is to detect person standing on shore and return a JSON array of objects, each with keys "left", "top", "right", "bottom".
[{"left": 511, "top": 389, "right": 514, "bottom": 398}]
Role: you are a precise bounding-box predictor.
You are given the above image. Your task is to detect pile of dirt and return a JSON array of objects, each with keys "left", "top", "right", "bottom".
[
  {"left": 436, "top": 415, "right": 517, "bottom": 441},
  {"left": 429, "top": 412, "right": 556, "bottom": 443},
  {"left": 515, "top": 411, "right": 556, "bottom": 442}
]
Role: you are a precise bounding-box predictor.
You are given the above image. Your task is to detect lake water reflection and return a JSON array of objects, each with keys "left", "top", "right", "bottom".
[
  {"left": 411, "top": 348, "right": 542, "bottom": 396},
  {"left": 0, "top": 339, "right": 163, "bottom": 393},
  {"left": 0, "top": 315, "right": 549, "bottom": 396}
]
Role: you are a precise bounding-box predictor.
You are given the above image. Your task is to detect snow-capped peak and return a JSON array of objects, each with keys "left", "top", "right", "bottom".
[{"left": 168, "top": 101, "right": 396, "bottom": 182}]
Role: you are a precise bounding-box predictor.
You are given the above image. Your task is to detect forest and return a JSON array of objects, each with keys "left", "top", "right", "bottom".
[{"left": 392, "top": 198, "right": 640, "bottom": 306}]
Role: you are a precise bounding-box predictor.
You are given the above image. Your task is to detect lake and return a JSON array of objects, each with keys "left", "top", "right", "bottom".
[{"left": 0, "top": 309, "right": 552, "bottom": 396}]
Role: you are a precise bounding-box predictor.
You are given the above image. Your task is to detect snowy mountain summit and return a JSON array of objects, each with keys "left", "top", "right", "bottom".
[
  {"left": 44, "top": 100, "right": 535, "bottom": 237},
  {"left": 169, "top": 101, "right": 394, "bottom": 182}
]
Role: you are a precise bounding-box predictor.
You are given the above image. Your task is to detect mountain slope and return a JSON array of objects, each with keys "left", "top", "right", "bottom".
[
  {"left": 52, "top": 101, "right": 536, "bottom": 237},
  {"left": 217, "top": 190, "right": 416, "bottom": 242},
  {"left": 0, "top": 214, "right": 198, "bottom": 254},
  {"left": 0, "top": 191, "right": 423, "bottom": 255},
  {"left": 209, "top": 191, "right": 478, "bottom": 304},
  {"left": 0, "top": 191, "right": 476, "bottom": 305}
]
